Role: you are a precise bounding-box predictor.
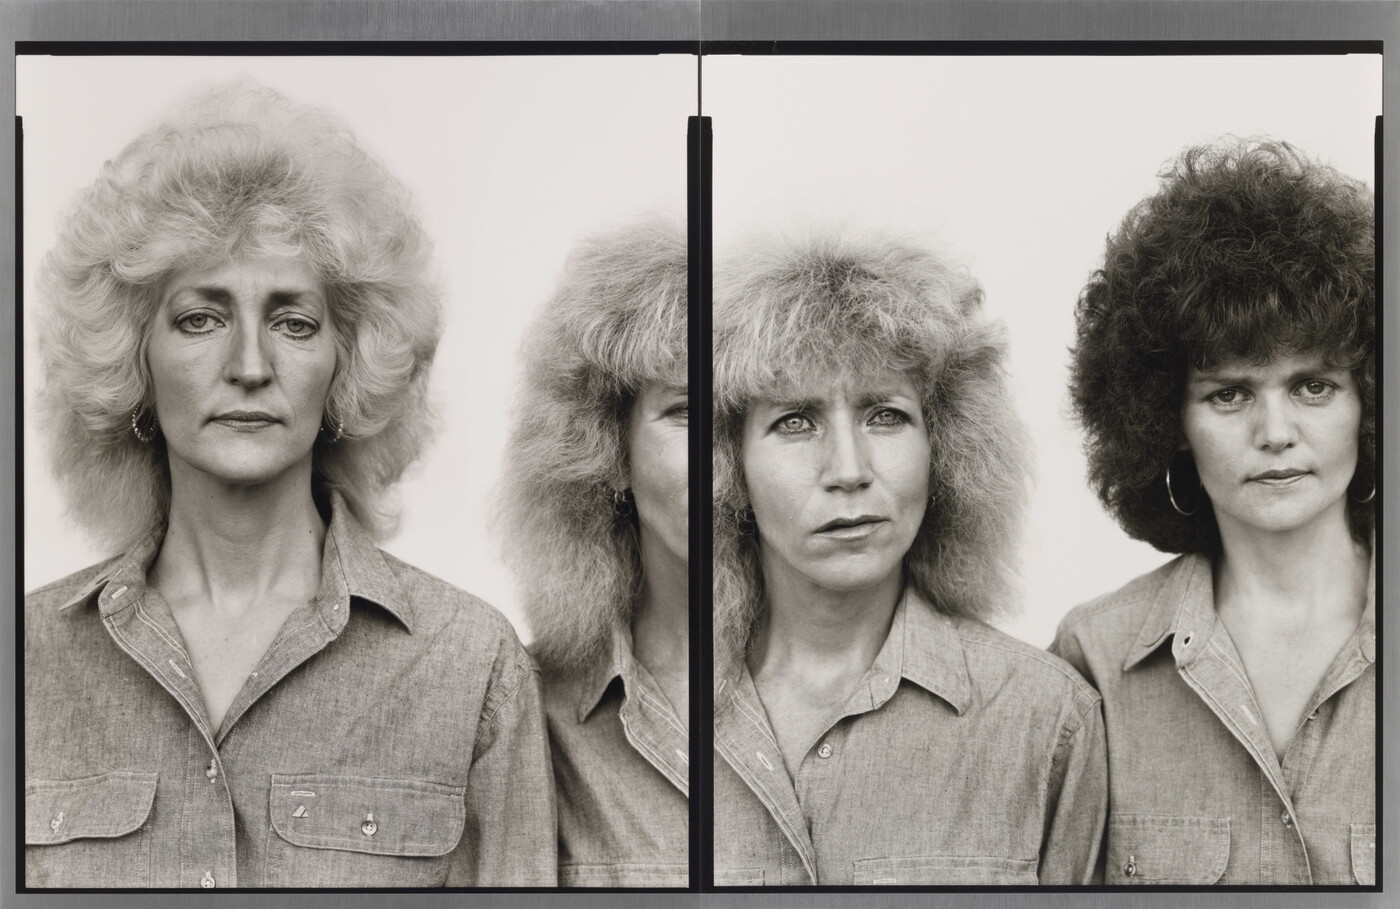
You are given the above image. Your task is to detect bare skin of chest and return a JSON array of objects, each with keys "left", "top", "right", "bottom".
[
  {"left": 755, "top": 671, "right": 863, "bottom": 776},
  {"left": 169, "top": 599, "right": 302, "bottom": 733},
  {"left": 1229, "top": 621, "right": 1356, "bottom": 760}
]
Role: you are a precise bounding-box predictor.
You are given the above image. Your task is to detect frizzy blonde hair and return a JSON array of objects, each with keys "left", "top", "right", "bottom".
[
  {"left": 713, "top": 231, "right": 1030, "bottom": 662},
  {"left": 37, "top": 81, "right": 442, "bottom": 550},
  {"left": 498, "top": 217, "right": 687, "bottom": 675}
]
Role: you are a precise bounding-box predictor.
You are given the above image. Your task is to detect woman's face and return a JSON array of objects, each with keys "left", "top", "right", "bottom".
[
  {"left": 742, "top": 368, "right": 930, "bottom": 597},
  {"left": 1182, "top": 350, "right": 1361, "bottom": 541},
  {"left": 629, "top": 381, "right": 689, "bottom": 568},
  {"left": 146, "top": 253, "right": 338, "bottom": 488}
]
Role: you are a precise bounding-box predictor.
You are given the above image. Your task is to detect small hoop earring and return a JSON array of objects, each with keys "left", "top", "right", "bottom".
[
  {"left": 735, "top": 506, "right": 757, "bottom": 536},
  {"left": 130, "top": 407, "right": 158, "bottom": 443},
  {"left": 321, "top": 413, "right": 344, "bottom": 444},
  {"left": 612, "top": 488, "right": 634, "bottom": 517},
  {"left": 1354, "top": 484, "right": 1376, "bottom": 504},
  {"left": 1165, "top": 461, "right": 1199, "bottom": 517}
]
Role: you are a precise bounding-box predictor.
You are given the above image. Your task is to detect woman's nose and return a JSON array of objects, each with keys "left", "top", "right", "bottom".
[
  {"left": 820, "top": 423, "right": 875, "bottom": 490},
  {"left": 1253, "top": 394, "right": 1299, "bottom": 451},
  {"left": 223, "top": 322, "right": 273, "bottom": 388}
]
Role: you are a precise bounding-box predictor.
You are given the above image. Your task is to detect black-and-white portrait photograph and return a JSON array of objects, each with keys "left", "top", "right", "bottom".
[
  {"left": 19, "top": 52, "right": 692, "bottom": 889},
  {"left": 708, "top": 52, "right": 1380, "bottom": 886}
]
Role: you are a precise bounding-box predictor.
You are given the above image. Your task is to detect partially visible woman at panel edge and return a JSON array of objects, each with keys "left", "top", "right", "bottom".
[
  {"left": 712, "top": 233, "right": 1107, "bottom": 886},
  {"left": 1052, "top": 139, "right": 1375, "bottom": 885},
  {"left": 24, "top": 84, "right": 554, "bottom": 888},
  {"left": 500, "top": 219, "right": 689, "bottom": 886}
]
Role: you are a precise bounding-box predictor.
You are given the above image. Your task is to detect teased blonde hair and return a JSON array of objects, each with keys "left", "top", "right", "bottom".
[
  {"left": 38, "top": 81, "right": 442, "bottom": 549},
  {"left": 713, "top": 231, "right": 1029, "bottom": 661},
  {"left": 499, "top": 218, "right": 687, "bottom": 674}
]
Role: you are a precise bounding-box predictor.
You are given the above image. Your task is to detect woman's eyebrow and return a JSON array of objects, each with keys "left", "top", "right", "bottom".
[
  {"left": 856, "top": 389, "right": 909, "bottom": 408},
  {"left": 165, "top": 285, "right": 231, "bottom": 305},
  {"left": 267, "top": 289, "right": 322, "bottom": 310},
  {"left": 755, "top": 396, "right": 816, "bottom": 413},
  {"left": 1189, "top": 370, "right": 1247, "bottom": 387}
]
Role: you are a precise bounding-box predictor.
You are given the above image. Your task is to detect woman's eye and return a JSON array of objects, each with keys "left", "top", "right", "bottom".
[
  {"left": 1207, "top": 388, "right": 1247, "bottom": 407},
  {"left": 275, "top": 317, "right": 318, "bottom": 339},
  {"left": 869, "top": 407, "right": 908, "bottom": 427},
  {"left": 1297, "top": 379, "right": 1336, "bottom": 401},
  {"left": 667, "top": 403, "right": 689, "bottom": 422},
  {"left": 176, "top": 312, "right": 221, "bottom": 334},
  {"left": 774, "top": 413, "right": 814, "bottom": 435}
]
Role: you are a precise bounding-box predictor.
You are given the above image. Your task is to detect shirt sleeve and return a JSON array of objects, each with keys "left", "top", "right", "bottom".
[
  {"left": 1048, "top": 622, "right": 1094, "bottom": 685},
  {"left": 1038, "top": 695, "right": 1108, "bottom": 884},
  {"left": 446, "top": 649, "right": 558, "bottom": 886}
]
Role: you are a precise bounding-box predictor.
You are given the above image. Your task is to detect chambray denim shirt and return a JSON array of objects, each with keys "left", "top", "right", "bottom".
[
  {"left": 1051, "top": 553, "right": 1376, "bottom": 886},
  {"left": 714, "top": 591, "right": 1108, "bottom": 886},
  {"left": 25, "top": 493, "right": 556, "bottom": 888},
  {"left": 539, "top": 623, "right": 688, "bottom": 887}
]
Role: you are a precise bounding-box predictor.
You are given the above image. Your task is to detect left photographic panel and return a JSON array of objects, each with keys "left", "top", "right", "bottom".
[{"left": 19, "top": 52, "right": 693, "bottom": 890}]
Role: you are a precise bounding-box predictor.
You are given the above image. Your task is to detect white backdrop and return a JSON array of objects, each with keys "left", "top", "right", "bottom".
[
  {"left": 19, "top": 55, "right": 695, "bottom": 640},
  {"left": 706, "top": 54, "right": 1381, "bottom": 646}
]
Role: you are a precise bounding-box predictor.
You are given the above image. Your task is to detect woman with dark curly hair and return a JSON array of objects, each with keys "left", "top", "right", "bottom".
[
  {"left": 24, "top": 83, "right": 554, "bottom": 888},
  {"left": 1052, "top": 139, "right": 1375, "bottom": 885},
  {"left": 712, "top": 232, "right": 1107, "bottom": 886},
  {"left": 499, "top": 218, "right": 688, "bottom": 886}
]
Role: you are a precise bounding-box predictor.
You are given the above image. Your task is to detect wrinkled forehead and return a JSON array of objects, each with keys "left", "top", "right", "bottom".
[
  {"left": 1189, "top": 342, "right": 1355, "bottom": 377},
  {"left": 746, "top": 365, "right": 920, "bottom": 410}
]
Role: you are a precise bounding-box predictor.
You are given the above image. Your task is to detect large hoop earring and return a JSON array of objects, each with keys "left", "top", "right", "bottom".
[
  {"left": 612, "top": 488, "right": 634, "bottom": 517},
  {"left": 321, "top": 412, "right": 344, "bottom": 444},
  {"left": 1165, "top": 461, "right": 1199, "bottom": 517},
  {"left": 130, "top": 407, "right": 158, "bottom": 443}
]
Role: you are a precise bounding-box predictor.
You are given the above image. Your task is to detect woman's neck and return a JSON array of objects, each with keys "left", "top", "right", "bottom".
[
  {"left": 150, "top": 457, "right": 327, "bottom": 617},
  {"left": 632, "top": 531, "right": 689, "bottom": 725},
  {"left": 1215, "top": 507, "right": 1370, "bottom": 630},
  {"left": 632, "top": 532, "right": 689, "bottom": 667},
  {"left": 749, "top": 562, "right": 902, "bottom": 683}
]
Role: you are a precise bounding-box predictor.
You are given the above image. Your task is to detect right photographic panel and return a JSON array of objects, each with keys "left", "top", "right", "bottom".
[{"left": 708, "top": 50, "right": 1380, "bottom": 888}]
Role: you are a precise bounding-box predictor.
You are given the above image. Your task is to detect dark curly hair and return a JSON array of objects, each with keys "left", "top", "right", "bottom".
[{"left": 1070, "top": 138, "right": 1375, "bottom": 554}]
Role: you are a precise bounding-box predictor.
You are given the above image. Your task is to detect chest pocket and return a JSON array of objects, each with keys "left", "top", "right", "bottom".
[
  {"left": 854, "top": 855, "right": 1038, "bottom": 885},
  {"left": 265, "top": 773, "right": 466, "bottom": 887},
  {"left": 1107, "top": 814, "right": 1230, "bottom": 884},
  {"left": 26, "top": 770, "right": 158, "bottom": 888},
  {"left": 1351, "top": 823, "right": 1375, "bottom": 886}
]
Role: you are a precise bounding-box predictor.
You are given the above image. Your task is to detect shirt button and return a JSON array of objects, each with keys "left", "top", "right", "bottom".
[
  {"left": 206, "top": 760, "right": 218, "bottom": 781},
  {"left": 817, "top": 743, "right": 833, "bottom": 759},
  {"left": 49, "top": 812, "right": 64, "bottom": 831},
  {"left": 200, "top": 871, "right": 216, "bottom": 889},
  {"left": 1123, "top": 856, "right": 1137, "bottom": 877},
  {"left": 1281, "top": 811, "right": 1293, "bottom": 828},
  {"left": 361, "top": 813, "right": 377, "bottom": 837}
]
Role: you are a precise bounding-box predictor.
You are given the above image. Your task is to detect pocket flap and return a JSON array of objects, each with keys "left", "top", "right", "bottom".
[
  {"left": 1351, "top": 823, "right": 1376, "bottom": 886},
  {"left": 26, "top": 771, "right": 157, "bottom": 845},
  {"left": 270, "top": 774, "right": 466, "bottom": 857},
  {"left": 1108, "top": 814, "right": 1229, "bottom": 884},
  {"left": 854, "top": 855, "right": 1038, "bottom": 885}
]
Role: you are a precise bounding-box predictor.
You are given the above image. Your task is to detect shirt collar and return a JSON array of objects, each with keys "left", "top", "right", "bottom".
[
  {"left": 870, "top": 588, "right": 973, "bottom": 715},
  {"left": 1123, "top": 544, "right": 1377, "bottom": 672},
  {"left": 1123, "top": 553, "right": 1213, "bottom": 672},
  {"left": 60, "top": 491, "right": 413, "bottom": 632},
  {"left": 577, "top": 621, "right": 631, "bottom": 723}
]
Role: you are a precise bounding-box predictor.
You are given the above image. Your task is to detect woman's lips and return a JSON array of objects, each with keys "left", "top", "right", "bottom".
[
  {"left": 815, "top": 518, "right": 888, "bottom": 540},
  {"left": 211, "top": 412, "right": 279, "bottom": 431},
  {"left": 1249, "top": 469, "right": 1309, "bottom": 488}
]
